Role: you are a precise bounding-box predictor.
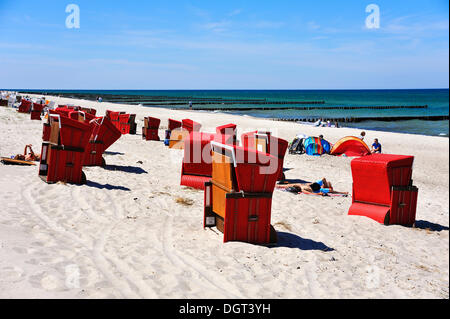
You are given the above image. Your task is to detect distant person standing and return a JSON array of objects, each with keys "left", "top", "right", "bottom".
[
  {"left": 189, "top": 100, "right": 192, "bottom": 110},
  {"left": 359, "top": 131, "right": 366, "bottom": 140},
  {"left": 371, "top": 138, "right": 382, "bottom": 153}
]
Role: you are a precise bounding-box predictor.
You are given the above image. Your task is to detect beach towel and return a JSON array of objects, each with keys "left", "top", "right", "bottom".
[{"left": 1, "top": 157, "right": 36, "bottom": 166}]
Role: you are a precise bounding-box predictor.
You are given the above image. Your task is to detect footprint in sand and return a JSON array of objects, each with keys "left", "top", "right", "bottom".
[
  {"left": 29, "top": 272, "right": 62, "bottom": 291},
  {"left": 0, "top": 266, "right": 25, "bottom": 283}
]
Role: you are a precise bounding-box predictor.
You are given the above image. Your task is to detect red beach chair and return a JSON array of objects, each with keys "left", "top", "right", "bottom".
[
  {"left": 216, "top": 123, "right": 237, "bottom": 144},
  {"left": 118, "top": 113, "right": 137, "bottom": 135},
  {"left": 51, "top": 107, "right": 72, "bottom": 118},
  {"left": 18, "top": 99, "right": 32, "bottom": 113},
  {"left": 38, "top": 113, "right": 93, "bottom": 184},
  {"left": 182, "top": 119, "right": 201, "bottom": 132},
  {"left": 169, "top": 119, "right": 202, "bottom": 149},
  {"left": 30, "top": 103, "right": 45, "bottom": 120},
  {"left": 80, "top": 107, "right": 96, "bottom": 116},
  {"left": 83, "top": 117, "right": 121, "bottom": 166},
  {"left": 106, "top": 111, "right": 124, "bottom": 130},
  {"left": 348, "top": 154, "right": 418, "bottom": 226},
  {"left": 165, "top": 119, "right": 182, "bottom": 146},
  {"left": 142, "top": 117, "right": 161, "bottom": 141},
  {"left": 241, "top": 131, "right": 288, "bottom": 181},
  {"left": 180, "top": 132, "right": 234, "bottom": 190},
  {"left": 203, "top": 142, "right": 281, "bottom": 244}
]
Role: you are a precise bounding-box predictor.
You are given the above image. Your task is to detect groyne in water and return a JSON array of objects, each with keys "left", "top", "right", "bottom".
[
  {"left": 19, "top": 91, "right": 430, "bottom": 111},
  {"left": 19, "top": 91, "right": 325, "bottom": 105},
  {"left": 175, "top": 105, "right": 428, "bottom": 111},
  {"left": 276, "top": 115, "right": 449, "bottom": 123}
]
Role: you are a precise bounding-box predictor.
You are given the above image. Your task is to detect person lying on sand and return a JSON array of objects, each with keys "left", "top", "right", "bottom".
[
  {"left": 277, "top": 178, "right": 348, "bottom": 196},
  {"left": 14, "top": 144, "right": 40, "bottom": 161}
]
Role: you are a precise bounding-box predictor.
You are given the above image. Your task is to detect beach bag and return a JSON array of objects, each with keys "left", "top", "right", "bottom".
[{"left": 289, "top": 137, "right": 305, "bottom": 154}]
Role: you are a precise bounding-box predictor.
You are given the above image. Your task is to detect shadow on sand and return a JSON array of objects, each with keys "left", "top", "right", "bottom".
[
  {"left": 103, "top": 151, "right": 125, "bottom": 156},
  {"left": 414, "top": 220, "right": 449, "bottom": 232},
  {"left": 85, "top": 181, "right": 131, "bottom": 191},
  {"left": 273, "top": 231, "right": 334, "bottom": 251},
  {"left": 103, "top": 164, "right": 147, "bottom": 174}
]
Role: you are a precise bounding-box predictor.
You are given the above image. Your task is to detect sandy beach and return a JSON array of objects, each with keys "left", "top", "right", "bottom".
[{"left": 0, "top": 94, "right": 448, "bottom": 299}]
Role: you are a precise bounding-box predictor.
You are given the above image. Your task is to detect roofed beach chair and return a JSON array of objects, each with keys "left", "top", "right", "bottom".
[
  {"left": 164, "top": 118, "right": 182, "bottom": 146},
  {"left": 105, "top": 110, "right": 125, "bottom": 130},
  {"left": 30, "top": 102, "right": 45, "bottom": 120},
  {"left": 18, "top": 99, "right": 32, "bottom": 113},
  {"left": 241, "top": 131, "right": 288, "bottom": 181},
  {"left": 83, "top": 117, "right": 122, "bottom": 166},
  {"left": 203, "top": 142, "right": 282, "bottom": 244},
  {"left": 180, "top": 132, "right": 234, "bottom": 190},
  {"left": 216, "top": 123, "right": 237, "bottom": 144},
  {"left": 142, "top": 116, "right": 161, "bottom": 141},
  {"left": 169, "top": 119, "right": 201, "bottom": 149},
  {"left": 39, "top": 112, "right": 93, "bottom": 184},
  {"left": 118, "top": 113, "right": 137, "bottom": 135},
  {"left": 348, "top": 154, "right": 418, "bottom": 226}
]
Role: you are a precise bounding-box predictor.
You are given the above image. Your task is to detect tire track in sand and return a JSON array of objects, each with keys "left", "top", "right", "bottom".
[{"left": 162, "top": 215, "right": 245, "bottom": 298}]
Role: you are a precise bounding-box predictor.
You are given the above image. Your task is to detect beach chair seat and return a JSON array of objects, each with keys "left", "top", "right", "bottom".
[
  {"left": 142, "top": 116, "right": 161, "bottom": 141},
  {"left": 30, "top": 103, "right": 45, "bottom": 120},
  {"left": 203, "top": 142, "right": 282, "bottom": 244},
  {"left": 39, "top": 113, "right": 93, "bottom": 184},
  {"left": 180, "top": 132, "right": 234, "bottom": 190},
  {"left": 348, "top": 154, "right": 418, "bottom": 225},
  {"left": 83, "top": 117, "right": 121, "bottom": 166},
  {"left": 241, "top": 131, "right": 288, "bottom": 181}
]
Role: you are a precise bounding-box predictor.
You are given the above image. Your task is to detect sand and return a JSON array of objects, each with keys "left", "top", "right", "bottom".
[{"left": 0, "top": 94, "right": 448, "bottom": 299}]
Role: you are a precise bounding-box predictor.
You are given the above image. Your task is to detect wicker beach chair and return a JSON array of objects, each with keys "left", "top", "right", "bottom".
[
  {"left": 241, "top": 131, "right": 288, "bottom": 181},
  {"left": 83, "top": 117, "right": 121, "bottom": 166},
  {"left": 142, "top": 116, "right": 161, "bottom": 141},
  {"left": 168, "top": 119, "right": 201, "bottom": 149},
  {"left": 180, "top": 132, "right": 234, "bottom": 190},
  {"left": 203, "top": 142, "right": 282, "bottom": 244},
  {"left": 348, "top": 154, "right": 418, "bottom": 225},
  {"left": 39, "top": 112, "right": 93, "bottom": 184}
]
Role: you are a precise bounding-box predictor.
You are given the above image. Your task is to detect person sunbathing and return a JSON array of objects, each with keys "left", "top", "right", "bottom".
[
  {"left": 14, "top": 144, "right": 40, "bottom": 161},
  {"left": 277, "top": 178, "right": 348, "bottom": 195}
]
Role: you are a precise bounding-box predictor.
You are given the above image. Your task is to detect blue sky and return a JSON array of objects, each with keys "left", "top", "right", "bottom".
[{"left": 0, "top": 0, "right": 448, "bottom": 89}]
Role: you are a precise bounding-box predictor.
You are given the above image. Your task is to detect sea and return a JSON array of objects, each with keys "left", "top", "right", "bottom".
[{"left": 13, "top": 89, "right": 449, "bottom": 137}]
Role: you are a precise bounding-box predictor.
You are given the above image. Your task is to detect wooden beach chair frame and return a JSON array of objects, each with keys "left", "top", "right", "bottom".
[{"left": 203, "top": 142, "right": 279, "bottom": 244}]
